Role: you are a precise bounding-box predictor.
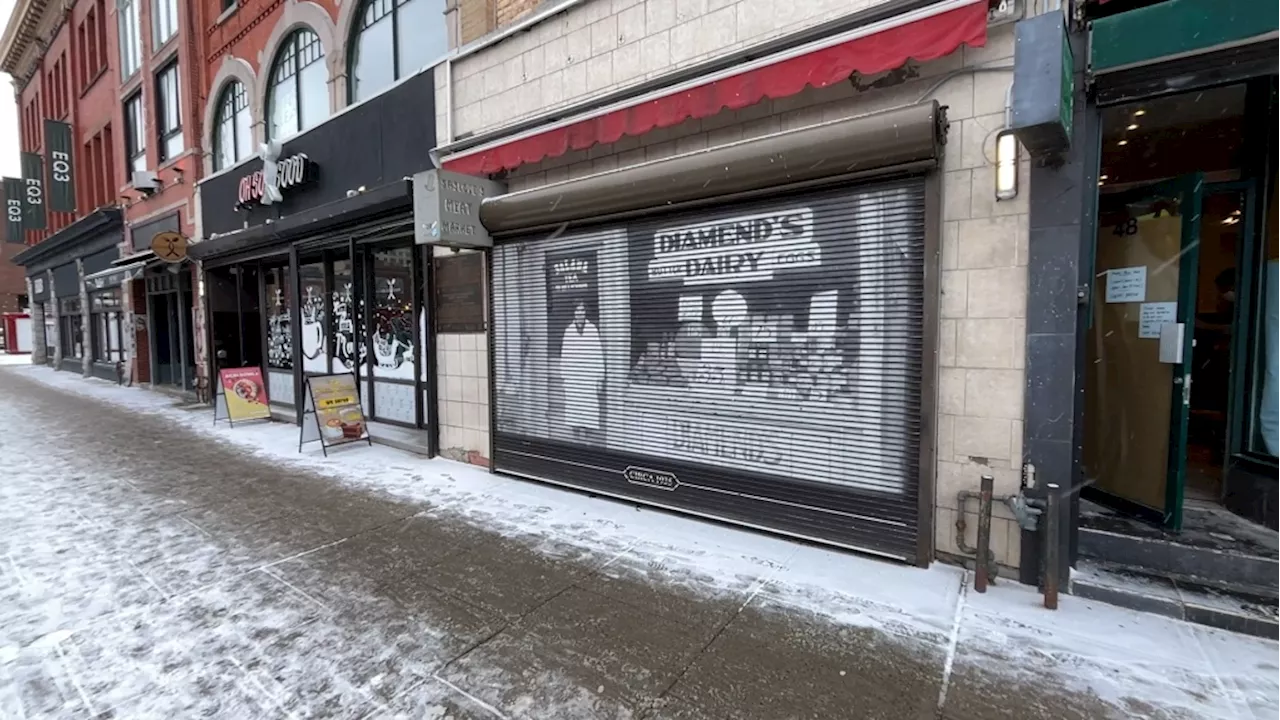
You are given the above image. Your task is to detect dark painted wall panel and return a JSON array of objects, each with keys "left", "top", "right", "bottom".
[{"left": 201, "top": 72, "right": 437, "bottom": 237}]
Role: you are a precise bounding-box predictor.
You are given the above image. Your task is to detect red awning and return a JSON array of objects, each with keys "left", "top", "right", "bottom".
[{"left": 444, "top": 1, "right": 989, "bottom": 176}]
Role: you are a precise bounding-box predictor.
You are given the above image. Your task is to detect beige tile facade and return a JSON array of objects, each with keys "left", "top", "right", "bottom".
[
  {"left": 437, "top": 332, "right": 492, "bottom": 466},
  {"left": 444, "top": 3, "right": 1029, "bottom": 569},
  {"left": 438, "top": 0, "right": 902, "bottom": 144}
]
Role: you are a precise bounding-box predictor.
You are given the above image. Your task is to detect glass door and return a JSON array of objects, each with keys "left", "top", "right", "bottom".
[{"left": 1084, "top": 173, "right": 1203, "bottom": 528}]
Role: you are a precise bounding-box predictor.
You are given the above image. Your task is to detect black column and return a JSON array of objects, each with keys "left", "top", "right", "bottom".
[{"left": 1019, "top": 31, "right": 1095, "bottom": 586}]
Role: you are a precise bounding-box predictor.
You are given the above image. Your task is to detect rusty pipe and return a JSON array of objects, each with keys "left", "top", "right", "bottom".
[
  {"left": 1043, "top": 483, "right": 1060, "bottom": 610},
  {"left": 974, "top": 475, "right": 994, "bottom": 593}
]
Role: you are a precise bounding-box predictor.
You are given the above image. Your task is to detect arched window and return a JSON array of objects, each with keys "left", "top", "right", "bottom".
[
  {"left": 212, "top": 81, "right": 253, "bottom": 171},
  {"left": 348, "top": 0, "right": 446, "bottom": 103},
  {"left": 266, "top": 28, "right": 328, "bottom": 141}
]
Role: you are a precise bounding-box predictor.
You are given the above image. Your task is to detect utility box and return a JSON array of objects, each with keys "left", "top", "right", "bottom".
[
  {"left": 1010, "top": 12, "right": 1074, "bottom": 157},
  {"left": 1, "top": 313, "right": 32, "bottom": 354}
]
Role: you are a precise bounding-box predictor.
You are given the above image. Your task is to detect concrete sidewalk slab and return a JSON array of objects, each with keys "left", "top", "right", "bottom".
[{"left": 2, "top": 364, "right": 1277, "bottom": 720}]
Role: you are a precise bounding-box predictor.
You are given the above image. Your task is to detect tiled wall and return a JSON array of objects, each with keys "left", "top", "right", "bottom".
[
  {"left": 437, "top": 0, "right": 894, "bottom": 142},
  {"left": 500, "top": 23, "right": 1029, "bottom": 569},
  {"left": 437, "top": 332, "right": 491, "bottom": 466}
]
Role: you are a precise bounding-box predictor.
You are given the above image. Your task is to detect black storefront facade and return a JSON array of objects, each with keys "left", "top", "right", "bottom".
[
  {"left": 193, "top": 69, "right": 441, "bottom": 453},
  {"left": 1013, "top": 0, "right": 1277, "bottom": 623},
  {"left": 13, "top": 208, "right": 127, "bottom": 380}
]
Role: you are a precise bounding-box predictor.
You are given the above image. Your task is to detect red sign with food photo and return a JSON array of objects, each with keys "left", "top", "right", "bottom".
[{"left": 218, "top": 367, "right": 272, "bottom": 422}]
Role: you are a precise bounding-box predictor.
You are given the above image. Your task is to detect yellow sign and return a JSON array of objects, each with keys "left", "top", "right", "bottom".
[
  {"left": 218, "top": 367, "right": 271, "bottom": 423},
  {"left": 151, "top": 231, "right": 188, "bottom": 262},
  {"left": 309, "top": 374, "right": 367, "bottom": 446}
]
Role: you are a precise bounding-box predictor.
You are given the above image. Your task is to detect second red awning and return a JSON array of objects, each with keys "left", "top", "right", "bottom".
[{"left": 445, "top": 1, "right": 989, "bottom": 176}]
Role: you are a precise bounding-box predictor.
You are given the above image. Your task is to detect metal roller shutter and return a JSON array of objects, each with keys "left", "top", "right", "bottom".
[{"left": 492, "top": 176, "right": 928, "bottom": 562}]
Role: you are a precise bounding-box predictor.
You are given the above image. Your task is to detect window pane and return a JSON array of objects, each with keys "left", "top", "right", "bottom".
[
  {"left": 350, "top": 12, "right": 394, "bottom": 102},
  {"left": 153, "top": 0, "right": 177, "bottom": 45},
  {"left": 371, "top": 247, "right": 414, "bottom": 379},
  {"left": 269, "top": 77, "right": 298, "bottom": 140},
  {"left": 330, "top": 257, "right": 363, "bottom": 373},
  {"left": 298, "top": 59, "right": 328, "bottom": 132},
  {"left": 162, "top": 67, "right": 180, "bottom": 132},
  {"left": 1251, "top": 181, "right": 1278, "bottom": 456},
  {"left": 299, "top": 262, "right": 328, "bottom": 373},
  {"left": 164, "top": 131, "right": 183, "bottom": 160},
  {"left": 235, "top": 102, "right": 253, "bottom": 160},
  {"left": 118, "top": 0, "right": 140, "bottom": 77},
  {"left": 215, "top": 101, "right": 235, "bottom": 170},
  {"left": 109, "top": 311, "right": 121, "bottom": 361},
  {"left": 396, "top": 0, "right": 446, "bottom": 79},
  {"left": 265, "top": 267, "right": 293, "bottom": 369}
]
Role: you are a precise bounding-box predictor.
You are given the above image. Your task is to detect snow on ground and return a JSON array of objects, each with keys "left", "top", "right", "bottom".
[{"left": 5, "top": 362, "right": 1279, "bottom": 719}]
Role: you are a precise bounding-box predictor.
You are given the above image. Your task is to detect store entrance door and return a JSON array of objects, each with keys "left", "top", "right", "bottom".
[
  {"left": 146, "top": 269, "right": 195, "bottom": 392},
  {"left": 1084, "top": 175, "right": 1204, "bottom": 528}
]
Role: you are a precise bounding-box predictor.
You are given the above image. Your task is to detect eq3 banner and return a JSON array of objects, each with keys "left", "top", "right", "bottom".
[{"left": 44, "top": 120, "right": 75, "bottom": 213}]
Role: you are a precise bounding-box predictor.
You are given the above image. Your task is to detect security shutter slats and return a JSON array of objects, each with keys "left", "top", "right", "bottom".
[{"left": 492, "top": 176, "right": 928, "bottom": 561}]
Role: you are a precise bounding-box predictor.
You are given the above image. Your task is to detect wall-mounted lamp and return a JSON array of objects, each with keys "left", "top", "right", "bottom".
[{"left": 995, "top": 130, "right": 1020, "bottom": 201}]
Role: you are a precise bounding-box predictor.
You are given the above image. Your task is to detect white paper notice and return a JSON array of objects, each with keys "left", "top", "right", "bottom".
[
  {"left": 1105, "top": 266, "right": 1147, "bottom": 303},
  {"left": 1138, "top": 302, "right": 1178, "bottom": 339}
]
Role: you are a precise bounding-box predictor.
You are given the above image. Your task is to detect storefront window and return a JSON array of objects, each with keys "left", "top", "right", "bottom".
[
  {"left": 90, "top": 290, "right": 124, "bottom": 363},
  {"left": 43, "top": 301, "right": 56, "bottom": 359},
  {"left": 1248, "top": 179, "right": 1278, "bottom": 457},
  {"left": 265, "top": 266, "right": 293, "bottom": 370},
  {"left": 299, "top": 261, "right": 328, "bottom": 373},
  {"left": 371, "top": 247, "right": 415, "bottom": 379},
  {"left": 59, "top": 298, "right": 83, "bottom": 359},
  {"left": 330, "top": 256, "right": 363, "bottom": 373}
]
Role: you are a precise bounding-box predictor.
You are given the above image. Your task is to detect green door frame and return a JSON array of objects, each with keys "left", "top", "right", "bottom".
[
  {"left": 1164, "top": 173, "right": 1205, "bottom": 530},
  {"left": 1206, "top": 181, "right": 1260, "bottom": 465},
  {"left": 1084, "top": 173, "right": 1204, "bottom": 529}
]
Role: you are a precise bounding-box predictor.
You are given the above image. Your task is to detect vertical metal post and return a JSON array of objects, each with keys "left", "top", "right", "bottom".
[
  {"left": 1044, "top": 483, "right": 1060, "bottom": 609},
  {"left": 974, "top": 474, "right": 994, "bottom": 593}
]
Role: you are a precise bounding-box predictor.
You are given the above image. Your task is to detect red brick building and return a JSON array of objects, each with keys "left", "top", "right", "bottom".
[
  {"left": 110, "top": 0, "right": 209, "bottom": 391},
  {"left": 0, "top": 243, "right": 23, "bottom": 313},
  {"left": 1, "top": 0, "right": 207, "bottom": 386}
]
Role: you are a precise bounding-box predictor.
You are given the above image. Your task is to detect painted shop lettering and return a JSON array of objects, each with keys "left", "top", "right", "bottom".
[
  {"left": 656, "top": 213, "right": 807, "bottom": 254},
  {"left": 670, "top": 419, "right": 782, "bottom": 466},
  {"left": 684, "top": 250, "right": 765, "bottom": 279},
  {"left": 441, "top": 178, "right": 486, "bottom": 196},
  {"left": 551, "top": 257, "right": 590, "bottom": 292},
  {"left": 647, "top": 208, "right": 822, "bottom": 285}
]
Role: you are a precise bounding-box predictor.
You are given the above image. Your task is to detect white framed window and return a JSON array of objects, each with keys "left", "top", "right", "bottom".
[
  {"left": 266, "top": 29, "right": 327, "bottom": 141},
  {"left": 212, "top": 81, "right": 252, "bottom": 171},
  {"left": 117, "top": 0, "right": 142, "bottom": 78},
  {"left": 348, "top": 0, "right": 445, "bottom": 103},
  {"left": 124, "top": 91, "right": 146, "bottom": 174},
  {"left": 156, "top": 62, "right": 183, "bottom": 161},
  {"left": 152, "top": 0, "right": 178, "bottom": 47}
]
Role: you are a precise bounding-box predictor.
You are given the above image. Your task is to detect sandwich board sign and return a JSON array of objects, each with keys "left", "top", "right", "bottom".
[
  {"left": 214, "top": 367, "right": 272, "bottom": 426},
  {"left": 299, "top": 372, "right": 371, "bottom": 456}
]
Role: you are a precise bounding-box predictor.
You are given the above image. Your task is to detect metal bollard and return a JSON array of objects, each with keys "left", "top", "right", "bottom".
[
  {"left": 974, "top": 475, "right": 994, "bottom": 593},
  {"left": 1043, "top": 483, "right": 1060, "bottom": 610}
]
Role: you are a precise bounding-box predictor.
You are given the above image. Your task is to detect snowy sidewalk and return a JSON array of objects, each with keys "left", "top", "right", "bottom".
[{"left": 0, "top": 363, "right": 1276, "bottom": 719}]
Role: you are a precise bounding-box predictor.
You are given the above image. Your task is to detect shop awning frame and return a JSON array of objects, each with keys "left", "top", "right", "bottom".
[
  {"left": 443, "top": 0, "right": 986, "bottom": 176},
  {"left": 83, "top": 261, "right": 146, "bottom": 290},
  {"left": 479, "top": 101, "right": 945, "bottom": 235},
  {"left": 190, "top": 179, "right": 413, "bottom": 267}
]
